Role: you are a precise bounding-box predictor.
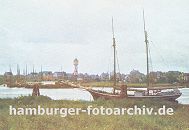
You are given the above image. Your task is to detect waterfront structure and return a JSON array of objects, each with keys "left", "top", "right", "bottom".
[
  {"left": 4, "top": 72, "right": 13, "bottom": 81},
  {"left": 183, "top": 73, "right": 189, "bottom": 83},
  {"left": 4, "top": 66, "right": 13, "bottom": 85},
  {"left": 100, "top": 72, "right": 110, "bottom": 81},
  {"left": 53, "top": 72, "right": 66, "bottom": 80},
  {"left": 73, "top": 58, "right": 79, "bottom": 76},
  {"left": 41, "top": 71, "right": 53, "bottom": 81},
  {"left": 73, "top": 58, "right": 79, "bottom": 81}
]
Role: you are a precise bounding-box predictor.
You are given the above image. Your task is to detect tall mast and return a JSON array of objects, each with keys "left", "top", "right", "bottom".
[
  {"left": 61, "top": 66, "right": 63, "bottom": 79},
  {"left": 143, "top": 10, "right": 150, "bottom": 92},
  {"left": 32, "top": 64, "right": 35, "bottom": 79},
  {"left": 17, "top": 64, "right": 20, "bottom": 80},
  {"left": 9, "top": 65, "right": 12, "bottom": 73},
  {"left": 33, "top": 65, "right": 35, "bottom": 74},
  {"left": 25, "top": 64, "right": 27, "bottom": 81},
  {"left": 9, "top": 65, "right": 12, "bottom": 85},
  {"left": 112, "top": 17, "right": 116, "bottom": 94},
  {"left": 41, "top": 65, "right": 43, "bottom": 80},
  {"left": 25, "top": 64, "right": 27, "bottom": 75}
]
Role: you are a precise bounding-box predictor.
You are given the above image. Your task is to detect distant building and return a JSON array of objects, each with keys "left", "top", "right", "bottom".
[
  {"left": 4, "top": 72, "right": 13, "bottom": 77},
  {"left": 90, "top": 74, "right": 100, "bottom": 81},
  {"left": 41, "top": 71, "right": 53, "bottom": 81},
  {"left": 78, "top": 73, "right": 84, "bottom": 79},
  {"left": 149, "top": 71, "right": 165, "bottom": 83},
  {"left": 28, "top": 72, "right": 38, "bottom": 77},
  {"left": 127, "top": 70, "right": 145, "bottom": 83},
  {"left": 66, "top": 73, "right": 73, "bottom": 80},
  {"left": 183, "top": 73, "right": 189, "bottom": 83},
  {"left": 83, "top": 73, "right": 90, "bottom": 81},
  {"left": 53, "top": 72, "right": 66, "bottom": 79},
  {"left": 27, "top": 72, "right": 39, "bottom": 81},
  {"left": 100, "top": 72, "right": 109, "bottom": 81},
  {"left": 4, "top": 72, "right": 13, "bottom": 84},
  {"left": 116, "top": 73, "right": 126, "bottom": 81}
]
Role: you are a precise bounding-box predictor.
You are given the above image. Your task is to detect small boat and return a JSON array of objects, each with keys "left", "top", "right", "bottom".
[{"left": 87, "top": 12, "right": 182, "bottom": 101}]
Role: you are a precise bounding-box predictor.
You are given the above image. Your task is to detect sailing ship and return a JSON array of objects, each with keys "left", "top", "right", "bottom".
[
  {"left": 87, "top": 13, "right": 182, "bottom": 101},
  {"left": 86, "top": 17, "right": 128, "bottom": 100}
]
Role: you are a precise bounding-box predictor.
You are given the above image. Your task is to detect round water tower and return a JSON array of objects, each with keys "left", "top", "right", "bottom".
[{"left": 73, "top": 58, "right": 79, "bottom": 66}]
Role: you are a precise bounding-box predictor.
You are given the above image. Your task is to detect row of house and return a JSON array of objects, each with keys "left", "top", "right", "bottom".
[
  {"left": 117, "top": 70, "right": 189, "bottom": 84},
  {"left": 3, "top": 71, "right": 127, "bottom": 82},
  {"left": 3, "top": 70, "right": 189, "bottom": 83},
  {"left": 182, "top": 73, "right": 189, "bottom": 83}
]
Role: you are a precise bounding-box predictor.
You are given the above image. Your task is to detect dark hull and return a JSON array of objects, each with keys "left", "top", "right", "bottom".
[
  {"left": 87, "top": 89, "right": 181, "bottom": 101},
  {"left": 127, "top": 94, "right": 182, "bottom": 101},
  {"left": 87, "top": 89, "right": 126, "bottom": 100}
]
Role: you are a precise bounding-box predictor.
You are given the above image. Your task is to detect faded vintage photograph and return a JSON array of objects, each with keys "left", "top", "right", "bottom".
[{"left": 0, "top": 0, "right": 189, "bottom": 130}]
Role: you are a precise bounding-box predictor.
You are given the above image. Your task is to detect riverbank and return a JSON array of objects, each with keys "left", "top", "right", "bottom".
[
  {"left": 0, "top": 81, "right": 76, "bottom": 89},
  {"left": 0, "top": 96, "right": 188, "bottom": 130},
  {"left": 81, "top": 81, "right": 188, "bottom": 88},
  {"left": 1, "top": 81, "right": 188, "bottom": 89},
  {"left": 0, "top": 86, "right": 188, "bottom": 104},
  {"left": 0, "top": 81, "right": 189, "bottom": 90}
]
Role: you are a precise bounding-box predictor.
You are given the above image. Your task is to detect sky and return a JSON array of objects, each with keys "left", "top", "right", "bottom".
[{"left": 0, "top": 0, "right": 189, "bottom": 75}]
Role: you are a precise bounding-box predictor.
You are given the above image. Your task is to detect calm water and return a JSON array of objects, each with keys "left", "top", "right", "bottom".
[{"left": 0, "top": 86, "right": 188, "bottom": 104}]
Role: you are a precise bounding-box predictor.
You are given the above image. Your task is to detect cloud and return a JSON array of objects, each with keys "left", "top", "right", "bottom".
[{"left": 0, "top": 0, "right": 189, "bottom": 74}]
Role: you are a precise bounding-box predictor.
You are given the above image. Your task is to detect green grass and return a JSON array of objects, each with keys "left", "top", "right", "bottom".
[{"left": 0, "top": 96, "right": 189, "bottom": 130}]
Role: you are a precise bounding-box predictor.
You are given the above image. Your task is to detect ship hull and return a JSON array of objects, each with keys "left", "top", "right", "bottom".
[
  {"left": 87, "top": 89, "right": 126, "bottom": 100},
  {"left": 87, "top": 89, "right": 181, "bottom": 101},
  {"left": 127, "top": 94, "right": 181, "bottom": 101}
]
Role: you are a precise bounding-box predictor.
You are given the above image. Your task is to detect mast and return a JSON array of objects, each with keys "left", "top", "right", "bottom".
[
  {"left": 32, "top": 64, "right": 35, "bottom": 79},
  {"left": 9, "top": 65, "right": 12, "bottom": 73},
  {"left": 61, "top": 66, "right": 63, "bottom": 80},
  {"left": 9, "top": 65, "right": 12, "bottom": 85},
  {"left": 143, "top": 10, "right": 150, "bottom": 93},
  {"left": 25, "top": 64, "right": 27, "bottom": 81},
  {"left": 33, "top": 65, "right": 35, "bottom": 73},
  {"left": 17, "top": 64, "right": 20, "bottom": 80},
  {"left": 41, "top": 65, "right": 43, "bottom": 80},
  {"left": 112, "top": 17, "right": 116, "bottom": 94}
]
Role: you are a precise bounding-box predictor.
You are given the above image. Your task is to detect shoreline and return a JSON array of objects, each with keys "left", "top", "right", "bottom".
[
  {"left": 0, "top": 82, "right": 188, "bottom": 89},
  {"left": 0, "top": 95, "right": 188, "bottom": 104}
]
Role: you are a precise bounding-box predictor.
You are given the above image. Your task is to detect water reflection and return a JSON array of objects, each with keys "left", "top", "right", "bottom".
[{"left": 0, "top": 86, "right": 188, "bottom": 104}]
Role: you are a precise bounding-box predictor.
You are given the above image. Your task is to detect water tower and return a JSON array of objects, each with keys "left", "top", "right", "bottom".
[{"left": 73, "top": 58, "right": 79, "bottom": 76}]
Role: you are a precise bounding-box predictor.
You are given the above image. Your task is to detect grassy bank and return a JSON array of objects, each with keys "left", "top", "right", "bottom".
[{"left": 0, "top": 96, "right": 189, "bottom": 130}]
